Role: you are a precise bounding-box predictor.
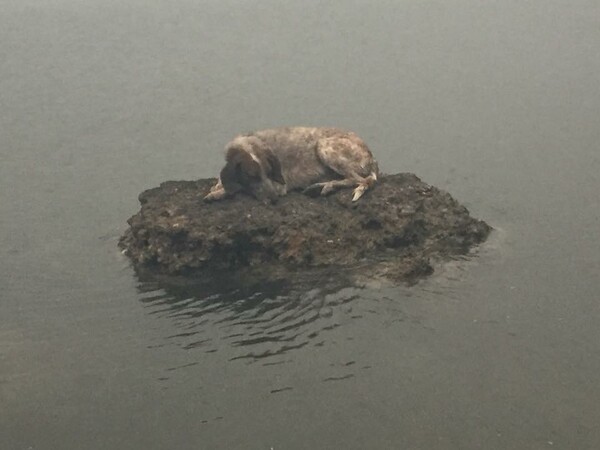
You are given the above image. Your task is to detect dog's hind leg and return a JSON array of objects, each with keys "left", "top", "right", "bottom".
[
  {"left": 315, "top": 135, "right": 379, "bottom": 201},
  {"left": 317, "top": 170, "right": 376, "bottom": 201},
  {"left": 303, "top": 178, "right": 357, "bottom": 196},
  {"left": 303, "top": 169, "right": 377, "bottom": 200},
  {"left": 350, "top": 171, "right": 378, "bottom": 201}
]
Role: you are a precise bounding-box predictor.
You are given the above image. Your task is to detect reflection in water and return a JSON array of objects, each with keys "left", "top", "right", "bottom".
[
  {"left": 134, "top": 268, "right": 368, "bottom": 365},
  {"left": 132, "top": 250, "right": 487, "bottom": 394},
  {"left": 130, "top": 230, "right": 498, "bottom": 374}
]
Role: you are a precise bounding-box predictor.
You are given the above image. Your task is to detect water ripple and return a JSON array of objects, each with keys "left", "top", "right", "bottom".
[
  {"left": 132, "top": 247, "right": 488, "bottom": 383},
  {"left": 135, "top": 269, "right": 368, "bottom": 364}
]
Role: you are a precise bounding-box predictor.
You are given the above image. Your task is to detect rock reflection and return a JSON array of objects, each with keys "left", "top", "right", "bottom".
[{"left": 134, "top": 268, "right": 363, "bottom": 363}]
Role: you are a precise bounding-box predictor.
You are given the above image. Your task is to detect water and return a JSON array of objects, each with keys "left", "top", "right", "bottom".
[{"left": 1, "top": 1, "right": 599, "bottom": 448}]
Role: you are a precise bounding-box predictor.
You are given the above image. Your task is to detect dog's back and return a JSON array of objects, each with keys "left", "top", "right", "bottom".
[
  {"left": 248, "top": 127, "right": 331, "bottom": 189},
  {"left": 249, "top": 127, "right": 376, "bottom": 190}
]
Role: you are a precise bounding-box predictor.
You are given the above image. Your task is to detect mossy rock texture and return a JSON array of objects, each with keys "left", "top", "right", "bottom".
[{"left": 119, "top": 173, "right": 491, "bottom": 283}]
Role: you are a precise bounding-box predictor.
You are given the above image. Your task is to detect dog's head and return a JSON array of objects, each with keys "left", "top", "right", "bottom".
[{"left": 220, "top": 140, "right": 285, "bottom": 201}]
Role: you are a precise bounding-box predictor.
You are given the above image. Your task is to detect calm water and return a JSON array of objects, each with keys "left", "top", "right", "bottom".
[{"left": 1, "top": 1, "right": 599, "bottom": 449}]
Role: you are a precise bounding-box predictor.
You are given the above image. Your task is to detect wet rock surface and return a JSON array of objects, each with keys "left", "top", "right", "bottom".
[{"left": 119, "top": 173, "right": 491, "bottom": 283}]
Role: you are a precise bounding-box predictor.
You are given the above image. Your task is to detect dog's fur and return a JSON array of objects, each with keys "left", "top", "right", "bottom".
[{"left": 204, "top": 127, "right": 379, "bottom": 202}]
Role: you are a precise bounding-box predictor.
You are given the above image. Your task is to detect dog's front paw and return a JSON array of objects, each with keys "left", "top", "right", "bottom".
[
  {"left": 202, "top": 193, "right": 215, "bottom": 202},
  {"left": 203, "top": 189, "right": 226, "bottom": 202}
]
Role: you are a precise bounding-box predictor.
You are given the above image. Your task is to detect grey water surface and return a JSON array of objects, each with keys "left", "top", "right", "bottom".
[{"left": 1, "top": 1, "right": 599, "bottom": 449}]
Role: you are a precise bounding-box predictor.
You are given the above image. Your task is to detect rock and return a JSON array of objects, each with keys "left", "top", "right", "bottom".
[{"left": 119, "top": 173, "right": 491, "bottom": 284}]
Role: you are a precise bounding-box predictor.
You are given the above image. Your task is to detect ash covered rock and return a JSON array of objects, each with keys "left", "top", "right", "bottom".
[{"left": 119, "top": 173, "right": 491, "bottom": 283}]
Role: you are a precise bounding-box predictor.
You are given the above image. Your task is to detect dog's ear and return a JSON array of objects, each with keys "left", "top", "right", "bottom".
[
  {"left": 223, "top": 146, "right": 261, "bottom": 188},
  {"left": 219, "top": 161, "right": 241, "bottom": 193},
  {"left": 264, "top": 150, "right": 285, "bottom": 185},
  {"left": 237, "top": 152, "right": 261, "bottom": 180}
]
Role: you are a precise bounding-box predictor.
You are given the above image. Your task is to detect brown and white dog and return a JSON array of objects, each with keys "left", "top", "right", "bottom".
[{"left": 204, "top": 127, "right": 379, "bottom": 202}]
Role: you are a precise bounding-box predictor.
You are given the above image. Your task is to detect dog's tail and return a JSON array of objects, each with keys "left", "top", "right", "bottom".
[{"left": 352, "top": 169, "right": 378, "bottom": 202}]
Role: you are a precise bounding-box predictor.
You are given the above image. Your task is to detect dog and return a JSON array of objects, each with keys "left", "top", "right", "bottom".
[{"left": 204, "top": 127, "right": 379, "bottom": 203}]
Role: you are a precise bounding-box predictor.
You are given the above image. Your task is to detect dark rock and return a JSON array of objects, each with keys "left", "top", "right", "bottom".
[{"left": 119, "top": 173, "right": 491, "bottom": 283}]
